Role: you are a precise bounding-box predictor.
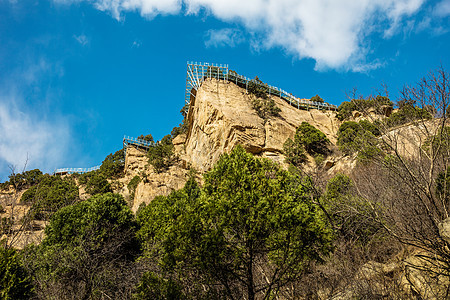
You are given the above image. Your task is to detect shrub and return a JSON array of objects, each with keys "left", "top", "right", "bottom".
[
  {"left": 247, "top": 77, "right": 268, "bottom": 99},
  {"left": 337, "top": 120, "right": 380, "bottom": 158},
  {"left": 311, "top": 94, "right": 324, "bottom": 103},
  {"left": 21, "top": 175, "right": 79, "bottom": 220},
  {"left": 133, "top": 272, "right": 184, "bottom": 300},
  {"left": 283, "top": 138, "right": 307, "bottom": 167},
  {"left": 284, "top": 122, "right": 330, "bottom": 167},
  {"left": 295, "top": 122, "right": 330, "bottom": 155},
  {"left": 137, "top": 134, "right": 154, "bottom": 143},
  {"left": 85, "top": 172, "right": 112, "bottom": 195},
  {"left": 100, "top": 149, "right": 125, "bottom": 178},
  {"left": 385, "top": 105, "right": 432, "bottom": 128},
  {"left": 251, "top": 97, "right": 281, "bottom": 120},
  {"left": 147, "top": 135, "right": 175, "bottom": 173},
  {"left": 436, "top": 166, "right": 450, "bottom": 201},
  {"left": 3, "top": 169, "right": 43, "bottom": 191},
  {"left": 0, "top": 217, "right": 13, "bottom": 234},
  {"left": 32, "top": 193, "right": 139, "bottom": 299},
  {"left": 337, "top": 96, "right": 393, "bottom": 121},
  {"left": 127, "top": 175, "right": 141, "bottom": 203},
  {"left": 246, "top": 77, "right": 281, "bottom": 120},
  {"left": 0, "top": 248, "right": 33, "bottom": 299},
  {"left": 324, "top": 174, "right": 383, "bottom": 243}
]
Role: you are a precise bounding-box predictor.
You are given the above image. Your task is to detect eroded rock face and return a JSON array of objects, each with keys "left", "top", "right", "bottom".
[
  {"left": 118, "top": 146, "right": 189, "bottom": 212},
  {"left": 119, "top": 80, "right": 342, "bottom": 210},
  {"left": 183, "top": 78, "right": 340, "bottom": 172}
]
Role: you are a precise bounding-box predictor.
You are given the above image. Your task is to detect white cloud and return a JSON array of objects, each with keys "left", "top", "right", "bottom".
[
  {"left": 434, "top": 0, "right": 450, "bottom": 17},
  {"left": 74, "top": 34, "right": 89, "bottom": 46},
  {"left": 0, "top": 95, "right": 71, "bottom": 175},
  {"left": 56, "top": 0, "right": 426, "bottom": 71},
  {"left": 205, "top": 28, "right": 244, "bottom": 48}
]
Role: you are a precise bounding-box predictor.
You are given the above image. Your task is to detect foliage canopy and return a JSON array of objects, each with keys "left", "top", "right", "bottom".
[{"left": 138, "top": 146, "right": 333, "bottom": 299}]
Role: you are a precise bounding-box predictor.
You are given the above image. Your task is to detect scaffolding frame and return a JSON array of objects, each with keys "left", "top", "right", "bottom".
[{"left": 185, "top": 61, "right": 337, "bottom": 111}]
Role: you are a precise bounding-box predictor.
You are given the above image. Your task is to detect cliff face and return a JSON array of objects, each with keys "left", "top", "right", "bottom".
[
  {"left": 181, "top": 78, "right": 340, "bottom": 172},
  {"left": 124, "top": 78, "right": 342, "bottom": 210},
  {"left": 118, "top": 146, "right": 189, "bottom": 212}
]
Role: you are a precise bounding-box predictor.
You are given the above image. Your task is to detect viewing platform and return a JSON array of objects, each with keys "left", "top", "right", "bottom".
[{"left": 123, "top": 135, "right": 154, "bottom": 153}]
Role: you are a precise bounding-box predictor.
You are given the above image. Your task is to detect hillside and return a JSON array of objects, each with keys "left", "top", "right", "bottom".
[{"left": 1, "top": 66, "right": 450, "bottom": 299}]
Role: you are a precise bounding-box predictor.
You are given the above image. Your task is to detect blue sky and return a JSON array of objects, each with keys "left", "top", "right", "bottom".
[{"left": 0, "top": 0, "right": 449, "bottom": 180}]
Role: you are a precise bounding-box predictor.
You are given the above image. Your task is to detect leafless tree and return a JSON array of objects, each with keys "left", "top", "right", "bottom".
[{"left": 350, "top": 66, "right": 450, "bottom": 297}]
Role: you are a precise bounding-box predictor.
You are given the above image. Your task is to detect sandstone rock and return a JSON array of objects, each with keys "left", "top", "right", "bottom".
[
  {"left": 439, "top": 217, "right": 450, "bottom": 244},
  {"left": 184, "top": 79, "right": 340, "bottom": 172},
  {"left": 119, "top": 146, "right": 190, "bottom": 212}
]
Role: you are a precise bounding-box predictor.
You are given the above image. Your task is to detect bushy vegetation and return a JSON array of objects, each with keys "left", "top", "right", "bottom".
[
  {"left": 137, "top": 134, "right": 154, "bottom": 143},
  {"left": 133, "top": 271, "right": 183, "bottom": 300},
  {"left": 337, "top": 120, "right": 381, "bottom": 161},
  {"left": 384, "top": 104, "right": 432, "bottom": 128},
  {"left": 336, "top": 95, "right": 393, "bottom": 120},
  {"left": 21, "top": 175, "right": 79, "bottom": 220},
  {"left": 170, "top": 102, "right": 190, "bottom": 138},
  {"left": 99, "top": 149, "right": 125, "bottom": 178},
  {"left": 247, "top": 77, "right": 281, "bottom": 120},
  {"left": 3, "top": 67, "right": 450, "bottom": 299},
  {"left": 137, "top": 146, "right": 333, "bottom": 298},
  {"left": 127, "top": 175, "right": 141, "bottom": 203},
  {"left": 284, "top": 122, "right": 330, "bottom": 166},
  {"left": 1, "top": 169, "right": 43, "bottom": 190},
  {"left": 323, "top": 174, "right": 383, "bottom": 243},
  {"left": 310, "top": 94, "right": 324, "bottom": 103},
  {"left": 0, "top": 248, "right": 33, "bottom": 299},
  {"left": 25, "top": 193, "right": 139, "bottom": 299},
  {"left": 85, "top": 172, "right": 112, "bottom": 195},
  {"left": 147, "top": 135, "right": 175, "bottom": 173}
]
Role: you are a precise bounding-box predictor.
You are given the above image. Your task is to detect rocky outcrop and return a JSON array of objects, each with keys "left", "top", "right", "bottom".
[
  {"left": 182, "top": 78, "right": 340, "bottom": 172},
  {"left": 118, "top": 146, "right": 189, "bottom": 212}
]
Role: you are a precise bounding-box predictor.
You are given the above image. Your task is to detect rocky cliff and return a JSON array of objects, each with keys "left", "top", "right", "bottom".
[
  {"left": 181, "top": 78, "right": 340, "bottom": 171},
  {"left": 125, "top": 78, "right": 344, "bottom": 210}
]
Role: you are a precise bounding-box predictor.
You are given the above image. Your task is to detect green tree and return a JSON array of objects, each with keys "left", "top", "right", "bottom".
[
  {"left": 133, "top": 272, "right": 184, "bottom": 300},
  {"left": 139, "top": 147, "right": 333, "bottom": 299},
  {"left": 323, "top": 174, "right": 383, "bottom": 243},
  {"left": 85, "top": 172, "right": 112, "bottom": 195},
  {"left": 310, "top": 95, "right": 324, "bottom": 103},
  {"left": 147, "top": 135, "right": 175, "bottom": 173},
  {"left": 337, "top": 120, "right": 381, "bottom": 162},
  {"left": 385, "top": 105, "right": 431, "bottom": 128},
  {"left": 21, "top": 175, "right": 79, "bottom": 220},
  {"left": 336, "top": 95, "right": 393, "bottom": 121},
  {"left": 100, "top": 149, "right": 125, "bottom": 178},
  {"left": 284, "top": 122, "right": 330, "bottom": 166},
  {"left": 0, "top": 248, "right": 33, "bottom": 299},
  {"left": 3, "top": 169, "right": 43, "bottom": 191},
  {"left": 137, "top": 134, "right": 154, "bottom": 143},
  {"left": 30, "top": 193, "right": 139, "bottom": 299},
  {"left": 295, "top": 122, "right": 330, "bottom": 155}
]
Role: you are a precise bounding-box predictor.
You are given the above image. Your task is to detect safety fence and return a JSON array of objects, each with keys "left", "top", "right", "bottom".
[{"left": 186, "top": 61, "right": 337, "bottom": 111}]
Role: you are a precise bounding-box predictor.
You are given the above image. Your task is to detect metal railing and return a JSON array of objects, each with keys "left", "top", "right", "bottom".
[
  {"left": 123, "top": 136, "right": 154, "bottom": 149},
  {"left": 186, "top": 61, "right": 337, "bottom": 111},
  {"left": 54, "top": 166, "right": 100, "bottom": 175}
]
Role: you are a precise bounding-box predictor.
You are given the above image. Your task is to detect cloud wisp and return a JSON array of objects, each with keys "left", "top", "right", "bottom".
[
  {"left": 56, "top": 0, "right": 427, "bottom": 71},
  {"left": 204, "top": 28, "right": 244, "bottom": 48},
  {"left": 0, "top": 95, "right": 71, "bottom": 176}
]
